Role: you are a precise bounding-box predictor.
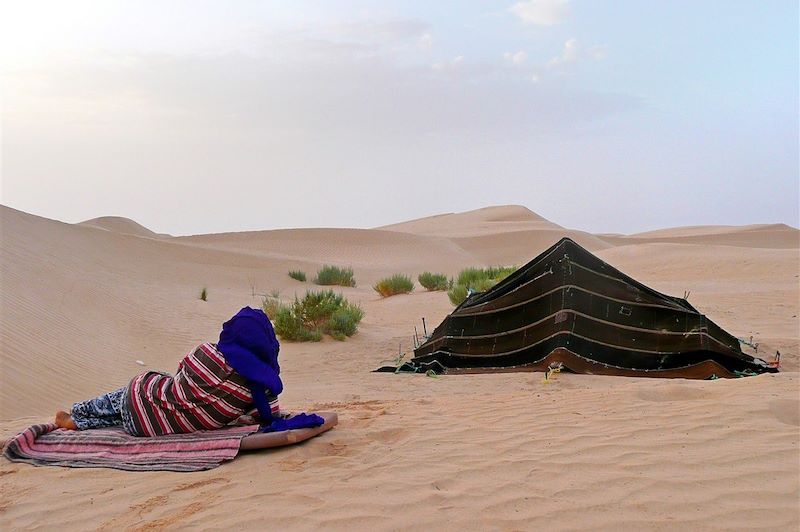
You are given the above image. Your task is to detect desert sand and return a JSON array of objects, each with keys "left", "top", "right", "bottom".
[{"left": 1, "top": 204, "right": 798, "bottom": 530}]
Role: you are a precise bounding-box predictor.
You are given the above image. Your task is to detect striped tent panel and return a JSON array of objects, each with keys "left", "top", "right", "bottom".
[{"left": 408, "top": 238, "right": 776, "bottom": 379}]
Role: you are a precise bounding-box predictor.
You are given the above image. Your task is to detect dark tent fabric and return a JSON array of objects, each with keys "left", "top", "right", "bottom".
[{"left": 388, "top": 238, "right": 776, "bottom": 379}]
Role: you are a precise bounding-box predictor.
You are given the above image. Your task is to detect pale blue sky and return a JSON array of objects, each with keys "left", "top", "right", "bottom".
[{"left": 1, "top": 1, "right": 797, "bottom": 235}]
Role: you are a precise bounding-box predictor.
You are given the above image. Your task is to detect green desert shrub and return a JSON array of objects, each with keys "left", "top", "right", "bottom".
[
  {"left": 473, "top": 277, "right": 497, "bottom": 292},
  {"left": 455, "top": 267, "right": 488, "bottom": 288},
  {"left": 418, "top": 272, "right": 449, "bottom": 291},
  {"left": 447, "top": 265, "right": 517, "bottom": 306},
  {"left": 273, "top": 289, "right": 363, "bottom": 341},
  {"left": 484, "top": 265, "right": 517, "bottom": 281},
  {"left": 273, "top": 304, "right": 322, "bottom": 342},
  {"left": 328, "top": 304, "right": 365, "bottom": 340},
  {"left": 447, "top": 284, "right": 469, "bottom": 306},
  {"left": 314, "top": 265, "right": 356, "bottom": 287},
  {"left": 294, "top": 290, "right": 346, "bottom": 327},
  {"left": 261, "top": 294, "right": 281, "bottom": 318},
  {"left": 288, "top": 270, "right": 307, "bottom": 282},
  {"left": 373, "top": 274, "right": 414, "bottom": 297},
  {"left": 455, "top": 266, "right": 517, "bottom": 288},
  {"left": 200, "top": 287, "right": 208, "bottom": 301}
]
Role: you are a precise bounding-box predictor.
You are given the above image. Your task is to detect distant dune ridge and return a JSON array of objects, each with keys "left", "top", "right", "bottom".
[
  {"left": 378, "top": 204, "right": 564, "bottom": 237},
  {"left": 0, "top": 203, "right": 798, "bottom": 530},
  {"left": 78, "top": 215, "right": 170, "bottom": 239}
]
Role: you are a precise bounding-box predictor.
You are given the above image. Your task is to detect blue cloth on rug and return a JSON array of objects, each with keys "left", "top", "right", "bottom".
[
  {"left": 260, "top": 413, "right": 325, "bottom": 433},
  {"left": 217, "top": 307, "right": 283, "bottom": 424}
]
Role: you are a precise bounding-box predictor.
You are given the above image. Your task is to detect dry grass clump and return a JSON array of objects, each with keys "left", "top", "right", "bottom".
[
  {"left": 288, "top": 270, "right": 307, "bottom": 282},
  {"left": 314, "top": 265, "right": 356, "bottom": 287},
  {"left": 418, "top": 272, "right": 449, "bottom": 291},
  {"left": 447, "top": 265, "right": 517, "bottom": 306},
  {"left": 373, "top": 274, "right": 414, "bottom": 297},
  {"left": 262, "top": 293, "right": 281, "bottom": 318},
  {"left": 269, "top": 289, "right": 363, "bottom": 341},
  {"left": 447, "top": 284, "right": 468, "bottom": 306}
]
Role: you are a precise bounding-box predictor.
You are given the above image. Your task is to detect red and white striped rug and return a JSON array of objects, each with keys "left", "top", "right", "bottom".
[{"left": 3, "top": 422, "right": 258, "bottom": 472}]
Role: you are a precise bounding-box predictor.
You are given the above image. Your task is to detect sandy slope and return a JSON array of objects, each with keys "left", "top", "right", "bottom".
[
  {"left": 602, "top": 223, "right": 799, "bottom": 249},
  {"left": 79, "top": 216, "right": 170, "bottom": 239},
  {"left": 176, "top": 228, "right": 477, "bottom": 281},
  {"left": 1, "top": 204, "right": 798, "bottom": 530},
  {"left": 378, "top": 205, "right": 564, "bottom": 237}
]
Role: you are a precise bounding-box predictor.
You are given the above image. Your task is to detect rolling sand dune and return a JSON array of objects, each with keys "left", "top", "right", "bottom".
[
  {"left": 379, "top": 204, "right": 564, "bottom": 237},
  {"left": 452, "top": 229, "right": 611, "bottom": 266},
  {"left": 1, "top": 204, "right": 798, "bottom": 530},
  {"left": 177, "top": 228, "right": 478, "bottom": 280},
  {"left": 79, "top": 216, "right": 170, "bottom": 239},
  {"left": 602, "top": 223, "right": 799, "bottom": 249}
]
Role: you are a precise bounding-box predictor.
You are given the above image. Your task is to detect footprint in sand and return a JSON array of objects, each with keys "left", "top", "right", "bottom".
[
  {"left": 367, "top": 427, "right": 409, "bottom": 445},
  {"left": 173, "top": 477, "right": 229, "bottom": 492},
  {"left": 321, "top": 441, "right": 349, "bottom": 457},
  {"left": 279, "top": 458, "right": 308, "bottom": 472},
  {"left": 331, "top": 400, "right": 390, "bottom": 429},
  {"left": 131, "top": 495, "right": 170, "bottom": 514}
]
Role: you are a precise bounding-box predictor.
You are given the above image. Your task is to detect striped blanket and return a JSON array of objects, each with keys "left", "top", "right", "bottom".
[{"left": 3, "top": 422, "right": 259, "bottom": 472}]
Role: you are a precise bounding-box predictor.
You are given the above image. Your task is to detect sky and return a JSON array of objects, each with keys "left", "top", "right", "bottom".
[{"left": 1, "top": 0, "right": 797, "bottom": 236}]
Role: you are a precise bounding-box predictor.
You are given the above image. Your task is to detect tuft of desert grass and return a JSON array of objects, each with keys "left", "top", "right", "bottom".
[
  {"left": 200, "top": 287, "right": 208, "bottom": 301},
  {"left": 373, "top": 274, "right": 414, "bottom": 297},
  {"left": 447, "top": 265, "right": 517, "bottom": 306},
  {"left": 418, "top": 272, "right": 449, "bottom": 291},
  {"left": 288, "top": 270, "right": 307, "bottom": 282},
  {"left": 447, "top": 284, "right": 468, "bottom": 306},
  {"left": 314, "top": 265, "right": 356, "bottom": 287},
  {"left": 274, "top": 305, "right": 322, "bottom": 342},
  {"left": 261, "top": 293, "right": 281, "bottom": 318},
  {"left": 272, "top": 289, "right": 363, "bottom": 341}
]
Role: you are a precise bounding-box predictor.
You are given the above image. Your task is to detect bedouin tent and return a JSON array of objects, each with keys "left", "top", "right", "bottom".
[{"left": 386, "top": 238, "right": 777, "bottom": 379}]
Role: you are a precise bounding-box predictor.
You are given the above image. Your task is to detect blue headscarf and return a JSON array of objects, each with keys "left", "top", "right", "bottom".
[{"left": 217, "top": 307, "right": 282, "bottom": 424}]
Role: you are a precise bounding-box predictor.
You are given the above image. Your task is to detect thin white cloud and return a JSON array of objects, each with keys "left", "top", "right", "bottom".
[
  {"left": 327, "top": 19, "right": 429, "bottom": 43},
  {"left": 549, "top": 38, "right": 580, "bottom": 66},
  {"left": 418, "top": 33, "right": 433, "bottom": 50},
  {"left": 510, "top": 0, "right": 571, "bottom": 26},
  {"left": 432, "top": 55, "right": 464, "bottom": 71},
  {"left": 587, "top": 45, "right": 607, "bottom": 60},
  {"left": 503, "top": 50, "right": 528, "bottom": 64},
  {"left": 548, "top": 38, "right": 606, "bottom": 67}
]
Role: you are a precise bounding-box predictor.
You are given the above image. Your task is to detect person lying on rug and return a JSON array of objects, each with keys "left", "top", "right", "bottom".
[{"left": 54, "top": 307, "right": 324, "bottom": 436}]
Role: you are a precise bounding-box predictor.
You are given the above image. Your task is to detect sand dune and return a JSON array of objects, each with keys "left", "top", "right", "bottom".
[
  {"left": 602, "top": 223, "right": 799, "bottom": 249},
  {"left": 631, "top": 222, "right": 795, "bottom": 238},
  {"left": 177, "top": 228, "right": 478, "bottom": 280},
  {"left": 378, "top": 204, "right": 564, "bottom": 237},
  {"left": 452, "top": 229, "right": 612, "bottom": 266},
  {"left": 1, "top": 203, "right": 798, "bottom": 530},
  {"left": 79, "top": 215, "right": 169, "bottom": 239}
]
